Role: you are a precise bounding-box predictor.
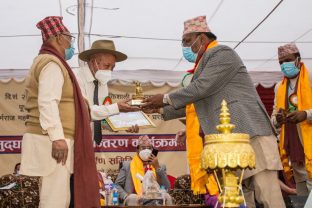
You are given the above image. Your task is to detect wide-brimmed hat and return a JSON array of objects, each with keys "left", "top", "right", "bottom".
[{"left": 79, "top": 40, "right": 127, "bottom": 62}]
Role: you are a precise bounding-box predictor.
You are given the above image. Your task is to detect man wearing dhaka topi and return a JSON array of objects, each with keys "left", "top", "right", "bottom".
[
  {"left": 19, "top": 16, "right": 100, "bottom": 208},
  {"left": 271, "top": 43, "right": 312, "bottom": 196},
  {"left": 143, "top": 15, "right": 285, "bottom": 208}
]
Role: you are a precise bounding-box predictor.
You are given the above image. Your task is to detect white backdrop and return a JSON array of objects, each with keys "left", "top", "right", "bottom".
[{"left": 0, "top": 0, "right": 311, "bottom": 79}]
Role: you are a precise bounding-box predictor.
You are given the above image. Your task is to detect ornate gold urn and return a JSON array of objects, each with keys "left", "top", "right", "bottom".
[{"left": 201, "top": 100, "right": 256, "bottom": 207}]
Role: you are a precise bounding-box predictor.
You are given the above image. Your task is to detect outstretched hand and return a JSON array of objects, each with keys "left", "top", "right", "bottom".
[
  {"left": 117, "top": 99, "right": 140, "bottom": 112},
  {"left": 141, "top": 94, "right": 165, "bottom": 109},
  {"left": 141, "top": 107, "right": 160, "bottom": 114}
]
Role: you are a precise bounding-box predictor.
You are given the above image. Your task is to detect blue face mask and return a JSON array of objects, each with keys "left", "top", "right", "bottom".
[
  {"left": 182, "top": 36, "right": 201, "bottom": 63},
  {"left": 182, "top": 47, "right": 197, "bottom": 63},
  {"left": 65, "top": 42, "right": 75, "bottom": 60},
  {"left": 281, "top": 61, "right": 299, "bottom": 78}
]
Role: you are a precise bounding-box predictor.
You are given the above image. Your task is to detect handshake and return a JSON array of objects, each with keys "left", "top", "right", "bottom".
[{"left": 116, "top": 94, "right": 166, "bottom": 114}]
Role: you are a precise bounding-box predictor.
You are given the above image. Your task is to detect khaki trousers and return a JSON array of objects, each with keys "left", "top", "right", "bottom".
[
  {"left": 292, "top": 162, "right": 312, "bottom": 196},
  {"left": 241, "top": 135, "right": 285, "bottom": 207},
  {"left": 243, "top": 170, "right": 286, "bottom": 208},
  {"left": 39, "top": 164, "right": 71, "bottom": 208}
]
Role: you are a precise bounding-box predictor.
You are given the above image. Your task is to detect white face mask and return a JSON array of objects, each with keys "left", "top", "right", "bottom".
[
  {"left": 139, "top": 149, "right": 152, "bottom": 161},
  {"left": 95, "top": 70, "right": 112, "bottom": 85}
]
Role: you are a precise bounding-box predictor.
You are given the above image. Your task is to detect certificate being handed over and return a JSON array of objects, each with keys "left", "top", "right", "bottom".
[{"left": 105, "top": 111, "right": 156, "bottom": 131}]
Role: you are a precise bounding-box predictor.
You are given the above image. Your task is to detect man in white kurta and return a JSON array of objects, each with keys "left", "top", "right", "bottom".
[
  {"left": 21, "top": 62, "right": 74, "bottom": 207},
  {"left": 20, "top": 16, "right": 77, "bottom": 208}
]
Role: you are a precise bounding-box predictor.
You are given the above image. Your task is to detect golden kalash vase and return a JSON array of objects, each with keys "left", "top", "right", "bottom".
[{"left": 201, "top": 100, "right": 256, "bottom": 208}]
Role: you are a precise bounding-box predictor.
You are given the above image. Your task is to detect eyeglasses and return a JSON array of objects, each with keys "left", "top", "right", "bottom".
[
  {"left": 181, "top": 34, "right": 200, "bottom": 47},
  {"left": 62, "top": 33, "right": 76, "bottom": 43}
]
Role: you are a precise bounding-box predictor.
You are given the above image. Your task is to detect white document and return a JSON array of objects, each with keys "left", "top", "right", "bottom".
[{"left": 106, "top": 111, "right": 155, "bottom": 131}]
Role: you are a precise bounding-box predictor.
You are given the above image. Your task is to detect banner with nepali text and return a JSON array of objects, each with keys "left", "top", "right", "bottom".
[{"left": 0, "top": 79, "right": 187, "bottom": 179}]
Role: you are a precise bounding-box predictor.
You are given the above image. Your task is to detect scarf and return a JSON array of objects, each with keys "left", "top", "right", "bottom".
[
  {"left": 276, "top": 63, "right": 312, "bottom": 179},
  {"left": 39, "top": 43, "right": 100, "bottom": 208},
  {"left": 130, "top": 154, "right": 156, "bottom": 195},
  {"left": 283, "top": 79, "right": 305, "bottom": 165},
  {"left": 185, "top": 40, "right": 219, "bottom": 195}
]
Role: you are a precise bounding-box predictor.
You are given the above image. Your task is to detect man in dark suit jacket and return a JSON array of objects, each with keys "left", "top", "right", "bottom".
[
  {"left": 143, "top": 16, "right": 285, "bottom": 208},
  {"left": 115, "top": 135, "right": 172, "bottom": 205}
]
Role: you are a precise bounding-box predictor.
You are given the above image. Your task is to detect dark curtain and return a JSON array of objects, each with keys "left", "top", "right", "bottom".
[{"left": 256, "top": 84, "right": 276, "bottom": 116}]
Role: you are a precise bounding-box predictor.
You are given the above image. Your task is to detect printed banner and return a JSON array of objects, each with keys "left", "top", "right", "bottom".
[{"left": 0, "top": 79, "right": 187, "bottom": 179}]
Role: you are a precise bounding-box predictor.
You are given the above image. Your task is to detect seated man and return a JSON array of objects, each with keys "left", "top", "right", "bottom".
[{"left": 115, "top": 135, "right": 173, "bottom": 205}]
